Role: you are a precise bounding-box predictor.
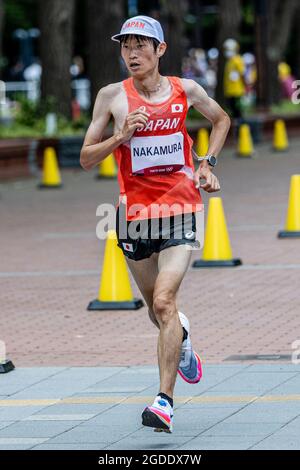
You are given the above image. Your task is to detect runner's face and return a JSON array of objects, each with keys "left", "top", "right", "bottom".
[{"left": 121, "top": 37, "right": 160, "bottom": 77}]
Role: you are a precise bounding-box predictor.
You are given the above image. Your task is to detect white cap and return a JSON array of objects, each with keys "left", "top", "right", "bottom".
[{"left": 111, "top": 15, "right": 164, "bottom": 44}]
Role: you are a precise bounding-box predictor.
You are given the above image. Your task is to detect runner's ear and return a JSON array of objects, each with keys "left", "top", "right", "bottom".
[{"left": 157, "top": 42, "right": 167, "bottom": 58}]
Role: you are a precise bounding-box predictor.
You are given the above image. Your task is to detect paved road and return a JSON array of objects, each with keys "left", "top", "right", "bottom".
[
  {"left": 1, "top": 365, "right": 300, "bottom": 450},
  {"left": 1, "top": 139, "right": 300, "bottom": 449}
]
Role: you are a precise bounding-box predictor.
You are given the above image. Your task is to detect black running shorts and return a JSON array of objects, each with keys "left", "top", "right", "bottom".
[{"left": 116, "top": 203, "right": 200, "bottom": 261}]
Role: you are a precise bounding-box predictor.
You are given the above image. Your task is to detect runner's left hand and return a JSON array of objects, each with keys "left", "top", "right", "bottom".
[{"left": 193, "top": 166, "right": 220, "bottom": 192}]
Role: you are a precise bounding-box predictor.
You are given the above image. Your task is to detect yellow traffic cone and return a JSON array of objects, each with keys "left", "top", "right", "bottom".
[
  {"left": 273, "top": 119, "right": 289, "bottom": 152},
  {"left": 237, "top": 124, "right": 254, "bottom": 157},
  {"left": 193, "top": 197, "right": 242, "bottom": 267},
  {"left": 0, "top": 359, "right": 15, "bottom": 374},
  {"left": 0, "top": 340, "right": 15, "bottom": 374},
  {"left": 39, "top": 147, "right": 62, "bottom": 188},
  {"left": 278, "top": 175, "right": 300, "bottom": 238},
  {"left": 196, "top": 128, "right": 209, "bottom": 156},
  {"left": 88, "top": 230, "right": 144, "bottom": 310},
  {"left": 97, "top": 153, "right": 117, "bottom": 179}
]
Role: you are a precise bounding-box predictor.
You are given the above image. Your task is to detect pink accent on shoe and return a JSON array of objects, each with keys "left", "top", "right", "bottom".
[
  {"left": 148, "top": 407, "right": 171, "bottom": 424},
  {"left": 177, "top": 352, "right": 203, "bottom": 384}
]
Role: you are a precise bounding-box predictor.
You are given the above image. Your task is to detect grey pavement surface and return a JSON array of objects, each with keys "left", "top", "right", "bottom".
[{"left": 1, "top": 365, "right": 300, "bottom": 450}]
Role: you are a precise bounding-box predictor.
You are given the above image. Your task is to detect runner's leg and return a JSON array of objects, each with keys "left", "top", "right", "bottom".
[
  {"left": 154, "top": 245, "right": 192, "bottom": 398},
  {"left": 126, "top": 254, "right": 159, "bottom": 328},
  {"left": 127, "top": 248, "right": 202, "bottom": 391}
]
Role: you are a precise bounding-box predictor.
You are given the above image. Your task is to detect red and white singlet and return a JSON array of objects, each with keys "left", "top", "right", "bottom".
[{"left": 114, "top": 76, "right": 203, "bottom": 221}]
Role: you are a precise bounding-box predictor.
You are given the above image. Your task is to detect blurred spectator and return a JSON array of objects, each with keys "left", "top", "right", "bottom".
[
  {"left": 206, "top": 48, "right": 219, "bottom": 97},
  {"left": 9, "top": 60, "right": 25, "bottom": 81},
  {"left": 242, "top": 52, "right": 257, "bottom": 107},
  {"left": 207, "top": 48, "right": 219, "bottom": 72},
  {"left": 23, "top": 60, "right": 42, "bottom": 81},
  {"left": 70, "top": 56, "right": 85, "bottom": 79},
  {"left": 193, "top": 48, "right": 208, "bottom": 76},
  {"left": 278, "top": 62, "right": 296, "bottom": 100},
  {"left": 188, "top": 48, "right": 208, "bottom": 88},
  {"left": 182, "top": 47, "right": 219, "bottom": 96},
  {"left": 23, "top": 59, "right": 42, "bottom": 102},
  {"left": 70, "top": 56, "right": 90, "bottom": 111},
  {"left": 223, "top": 38, "right": 246, "bottom": 120},
  {"left": 182, "top": 57, "right": 196, "bottom": 79}
]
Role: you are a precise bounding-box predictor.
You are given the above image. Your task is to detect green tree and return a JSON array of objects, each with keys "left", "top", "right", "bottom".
[
  {"left": 0, "top": 0, "right": 4, "bottom": 78},
  {"left": 216, "top": 0, "right": 242, "bottom": 105},
  {"left": 255, "top": 0, "right": 298, "bottom": 107},
  {"left": 296, "top": 5, "right": 300, "bottom": 78},
  {"left": 86, "top": 0, "right": 125, "bottom": 107},
  {"left": 159, "top": 0, "right": 187, "bottom": 76},
  {"left": 267, "top": 0, "right": 298, "bottom": 105},
  {"left": 38, "top": 0, "right": 75, "bottom": 118}
]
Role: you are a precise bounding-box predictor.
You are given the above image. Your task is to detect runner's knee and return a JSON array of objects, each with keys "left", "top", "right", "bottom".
[
  {"left": 153, "top": 293, "right": 176, "bottom": 325},
  {"left": 148, "top": 308, "right": 160, "bottom": 328}
]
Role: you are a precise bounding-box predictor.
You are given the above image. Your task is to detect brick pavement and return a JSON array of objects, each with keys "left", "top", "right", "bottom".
[{"left": 0, "top": 140, "right": 300, "bottom": 367}]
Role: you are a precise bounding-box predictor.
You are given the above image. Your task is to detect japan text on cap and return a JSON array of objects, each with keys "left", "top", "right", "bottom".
[{"left": 111, "top": 15, "right": 164, "bottom": 44}]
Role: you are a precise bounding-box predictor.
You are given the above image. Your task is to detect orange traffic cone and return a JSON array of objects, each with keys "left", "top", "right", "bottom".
[
  {"left": 193, "top": 197, "right": 242, "bottom": 267},
  {"left": 278, "top": 175, "right": 300, "bottom": 238},
  {"left": 88, "top": 230, "right": 144, "bottom": 310},
  {"left": 0, "top": 341, "right": 15, "bottom": 374},
  {"left": 0, "top": 360, "right": 15, "bottom": 374}
]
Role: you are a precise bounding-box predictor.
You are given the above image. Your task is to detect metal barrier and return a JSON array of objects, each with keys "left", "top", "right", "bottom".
[{"left": 3, "top": 79, "right": 91, "bottom": 109}]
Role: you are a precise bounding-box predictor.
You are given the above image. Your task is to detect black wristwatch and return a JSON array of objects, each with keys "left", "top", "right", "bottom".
[{"left": 198, "top": 155, "right": 217, "bottom": 167}]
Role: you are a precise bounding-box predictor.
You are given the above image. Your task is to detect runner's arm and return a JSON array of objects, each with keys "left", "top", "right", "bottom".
[
  {"left": 184, "top": 79, "right": 231, "bottom": 158},
  {"left": 80, "top": 86, "right": 150, "bottom": 171},
  {"left": 182, "top": 79, "right": 228, "bottom": 192},
  {"left": 80, "top": 87, "right": 123, "bottom": 171}
]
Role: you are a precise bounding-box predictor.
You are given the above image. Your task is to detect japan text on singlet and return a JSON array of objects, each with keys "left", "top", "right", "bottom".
[{"left": 114, "top": 76, "right": 203, "bottom": 221}]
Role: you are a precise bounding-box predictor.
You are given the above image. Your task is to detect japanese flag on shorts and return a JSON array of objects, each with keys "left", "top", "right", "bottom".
[{"left": 122, "top": 242, "right": 134, "bottom": 252}]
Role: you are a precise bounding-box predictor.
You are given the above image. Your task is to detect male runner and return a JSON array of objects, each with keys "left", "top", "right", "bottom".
[{"left": 80, "top": 16, "right": 230, "bottom": 433}]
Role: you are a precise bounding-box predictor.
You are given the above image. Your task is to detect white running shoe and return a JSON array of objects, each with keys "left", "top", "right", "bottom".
[
  {"left": 142, "top": 395, "right": 173, "bottom": 433},
  {"left": 178, "top": 311, "right": 203, "bottom": 384}
]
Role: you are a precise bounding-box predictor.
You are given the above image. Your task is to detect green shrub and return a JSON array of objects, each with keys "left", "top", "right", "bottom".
[{"left": 0, "top": 97, "right": 89, "bottom": 138}]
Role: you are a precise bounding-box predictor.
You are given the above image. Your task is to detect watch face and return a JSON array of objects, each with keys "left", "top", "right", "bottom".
[{"left": 209, "top": 156, "right": 217, "bottom": 166}]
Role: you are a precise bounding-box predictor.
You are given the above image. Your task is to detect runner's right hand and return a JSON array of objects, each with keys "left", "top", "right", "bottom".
[{"left": 119, "top": 107, "right": 150, "bottom": 142}]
